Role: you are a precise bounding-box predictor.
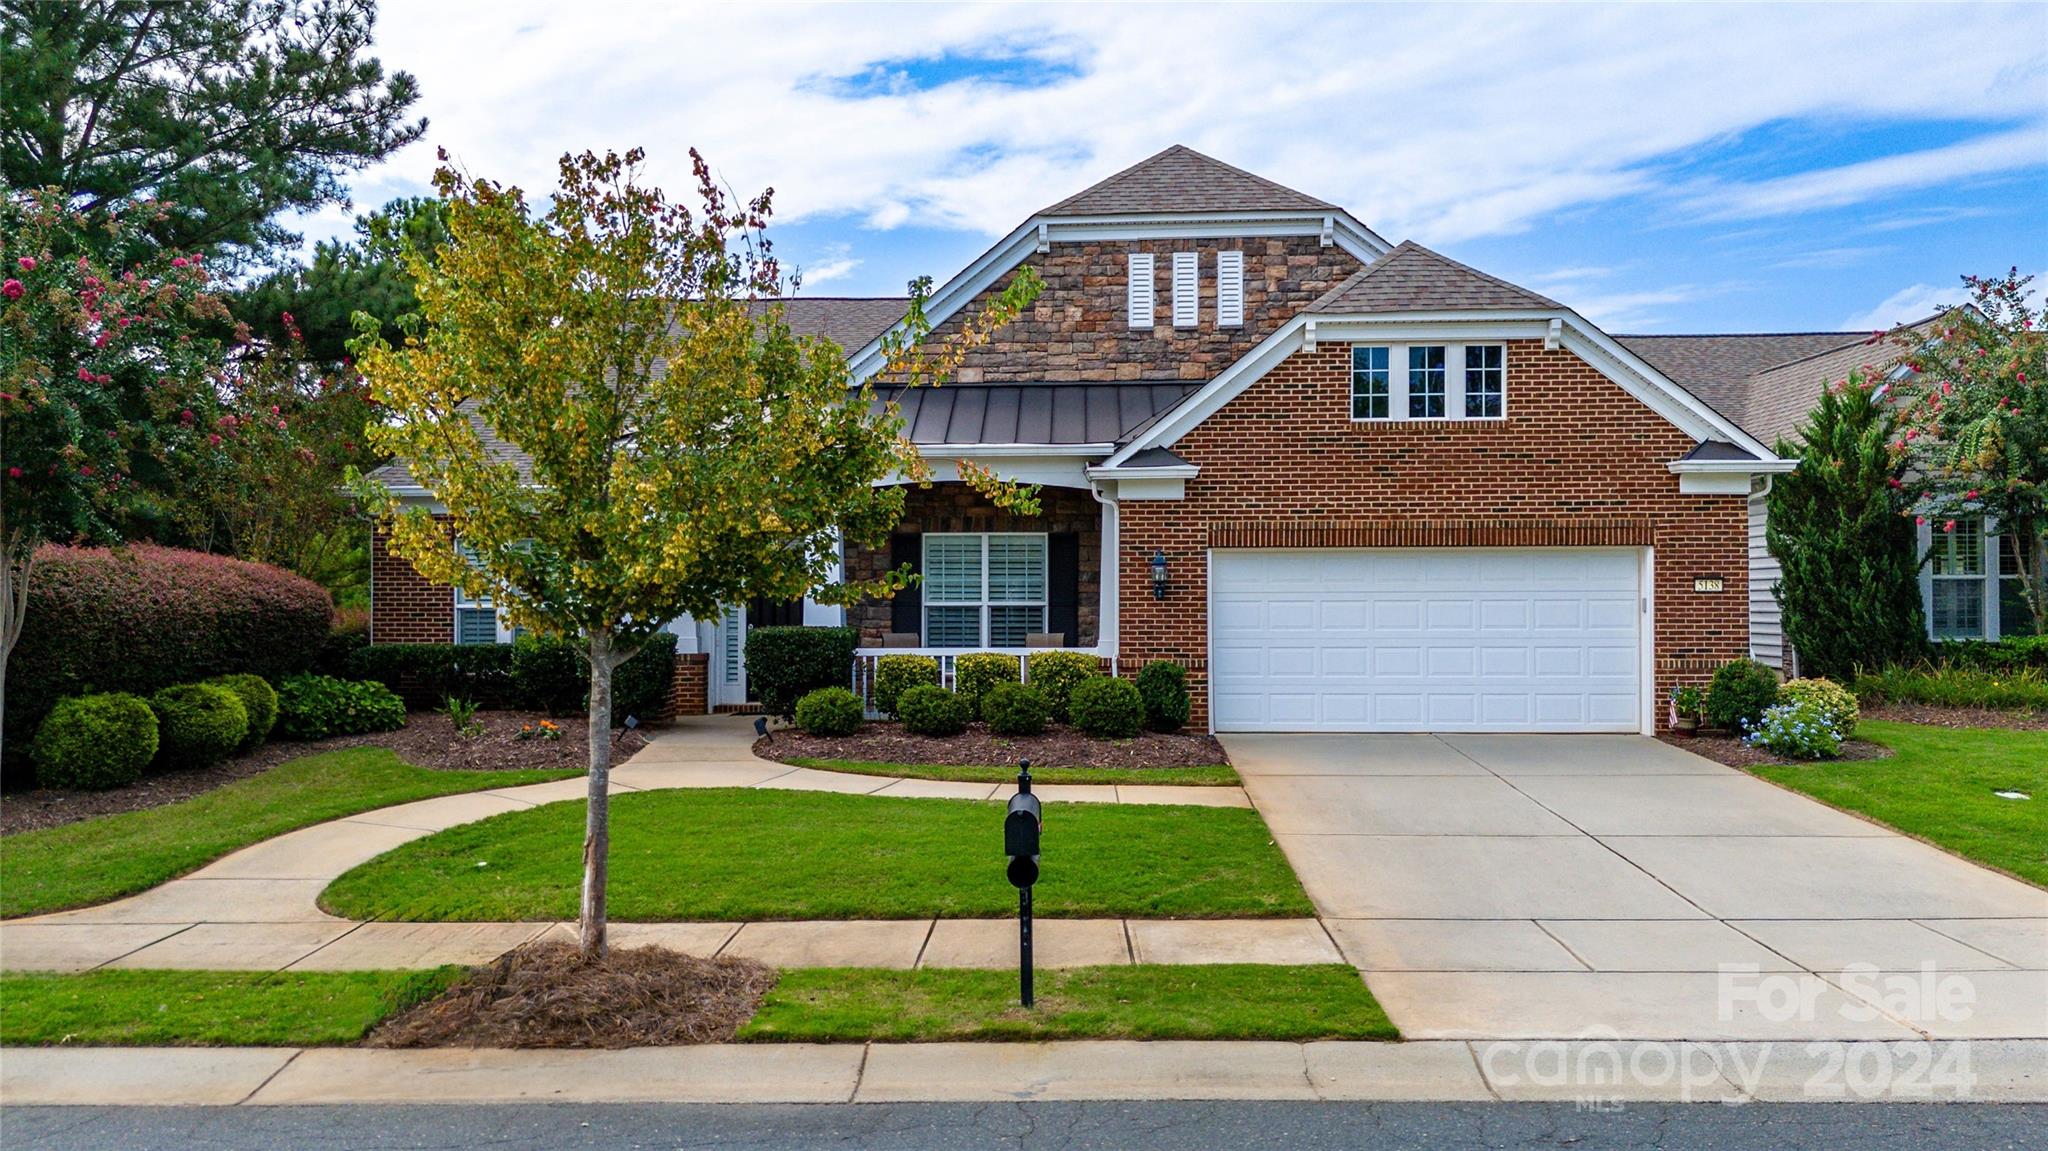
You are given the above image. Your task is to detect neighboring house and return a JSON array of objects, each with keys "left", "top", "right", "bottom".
[{"left": 366, "top": 145, "right": 1997, "bottom": 732}]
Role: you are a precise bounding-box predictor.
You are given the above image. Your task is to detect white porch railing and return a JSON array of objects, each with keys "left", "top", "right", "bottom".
[{"left": 851, "top": 647, "right": 1106, "bottom": 717}]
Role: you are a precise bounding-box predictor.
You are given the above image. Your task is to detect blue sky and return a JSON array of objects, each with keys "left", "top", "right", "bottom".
[{"left": 307, "top": 2, "right": 2048, "bottom": 334}]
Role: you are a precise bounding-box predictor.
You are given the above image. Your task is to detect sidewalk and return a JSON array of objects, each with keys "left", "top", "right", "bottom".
[
  {"left": 6, "top": 1038, "right": 2045, "bottom": 1106},
  {"left": 1, "top": 717, "right": 1262, "bottom": 973}
]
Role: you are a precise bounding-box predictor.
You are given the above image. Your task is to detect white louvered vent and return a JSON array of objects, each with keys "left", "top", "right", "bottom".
[
  {"left": 1172, "top": 251, "right": 1199, "bottom": 328},
  {"left": 1216, "top": 250, "right": 1245, "bottom": 328},
  {"left": 1126, "top": 253, "right": 1155, "bottom": 329}
]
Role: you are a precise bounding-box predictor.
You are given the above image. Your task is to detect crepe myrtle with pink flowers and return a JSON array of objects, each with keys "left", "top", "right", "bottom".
[{"left": 0, "top": 188, "right": 229, "bottom": 751}]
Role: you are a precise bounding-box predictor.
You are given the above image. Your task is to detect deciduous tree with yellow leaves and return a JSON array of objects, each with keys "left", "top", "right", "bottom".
[{"left": 351, "top": 147, "right": 1039, "bottom": 956}]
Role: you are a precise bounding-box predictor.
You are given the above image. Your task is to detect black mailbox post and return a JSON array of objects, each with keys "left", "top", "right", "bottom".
[{"left": 1005, "top": 759, "right": 1041, "bottom": 1007}]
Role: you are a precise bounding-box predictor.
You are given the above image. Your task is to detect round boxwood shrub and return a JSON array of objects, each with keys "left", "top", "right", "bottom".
[
  {"left": 952, "top": 652, "right": 1021, "bottom": 712},
  {"left": 896, "top": 684, "right": 970, "bottom": 737},
  {"left": 1069, "top": 676, "right": 1143, "bottom": 739},
  {"left": 982, "top": 681, "right": 1049, "bottom": 736},
  {"left": 872, "top": 654, "right": 939, "bottom": 717},
  {"left": 1705, "top": 658, "right": 1780, "bottom": 732},
  {"left": 1024, "top": 650, "right": 1102, "bottom": 722},
  {"left": 795, "top": 686, "right": 865, "bottom": 737},
  {"left": 1778, "top": 676, "right": 1859, "bottom": 737},
  {"left": 1135, "top": 660, "right": 1190, "bottom": 733},
  {"left": 208, "top": 673, "right": 278, "bottom": 751},
  {"left": 29, "top": 693, "right": 159, "bottom": 791},
  {"left": 150, "top": 683, "right": 250, "bottom": 769}
]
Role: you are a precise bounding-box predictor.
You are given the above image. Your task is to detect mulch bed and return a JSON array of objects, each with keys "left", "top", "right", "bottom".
[
  {"left": 757, "top": 721, "right": 1229, "bottom": 770},
  {"left": 1861, "top": 702, "right": 2048, "bottom": 732},
  {"left": 0, "top": 711, "right": 646, "bottom": 836},
  {"left": 1661, "top": 730, "right": 1894, "bottom": 769},
  {"left": 367, "top": 940, "right": 774, "bottom": 1048}
]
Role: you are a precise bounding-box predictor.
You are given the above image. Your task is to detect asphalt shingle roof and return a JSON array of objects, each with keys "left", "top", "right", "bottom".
[
  {"left": 757, "top": 296, "right": 907, "bottom": 351},
  {"left": 1307, "top": 241, "right": 1561, "bottom": 314},
  {"left": 1041, "top": 145, "right": 1338, "bottom": 217},
  {"left": 1614, "top": 332, "right": 1871, "bottom": 428}
]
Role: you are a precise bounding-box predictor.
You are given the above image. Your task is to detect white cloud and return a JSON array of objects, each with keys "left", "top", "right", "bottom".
[
  {"left": 309, "top": 1, "right": 2048, "bottom": 253},
  {"left": 797, "top": 244, "right": 861, "bottom": 286},
  {"left": 1555, "top": 286, "right": 1704, "bottom": 332},
  {"left": 1840, "top": 283, "right": 1968, "bottom": 331}
]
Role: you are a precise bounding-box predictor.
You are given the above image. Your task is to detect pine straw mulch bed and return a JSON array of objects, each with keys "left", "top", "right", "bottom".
[
  {"left": 367, "top": 941, "right": 774, "bottom": 1048},
  {"left": 757, "top": 721, "right": 1229, "bottom": 770},
  {"left": 1, "top": 711, "right": 646, "bottom": 835},
  {"left": 1660, "top": 731, "right": 1894, "bottom": 770}
]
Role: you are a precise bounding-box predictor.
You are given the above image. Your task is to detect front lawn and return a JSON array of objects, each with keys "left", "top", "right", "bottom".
[
  {"left": 321, "top": 788, "right": 1312, "bottom": 921},
  {"left": 0, "top": 968, "right": 462, "bottom": 1046},
  {"left": 0, "top": 749, "right": 576, "bottom": 918},
  {"left": 790, "top": 758, "right": 1239, "bottom": 787},
  {"left": 740, "top": 964, "right": 1396, "bottom": 1042},
  {"left": 1750, "top": 721, "right": 2048, "bottom": 887}
]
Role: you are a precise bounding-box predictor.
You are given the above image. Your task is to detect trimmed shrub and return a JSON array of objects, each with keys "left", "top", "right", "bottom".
[
  {"left": 1779, "top": 677, "right": 1859, "bottom": 737},
  {"left": 745, "top": 626, "right": 859, "bottom": 720},
  {"left": 1135, "top": 661, "right": 1191, "bottom": 732},
  {"left": 149, "top": 683, "right": 249, "bottom": 769},
  {"left": 795, "top": 687, "right": 865, "bottom": 737},
  {"left": 612, "top": 631, "right": 680, "bottom": 722},
  {"left": 1745, "top": 699, "right": 1843, "bottom": 760},
  {"left": 208, "top": 673, "right": 279, "bottom": 750},
  {"left": 982, "top": 682, "right": 1049, "bottom": 736},
  {"left": 873, "top": 654, "right": 939, "bottom": 717},
  {"left": 952, "top": 652, "right": 1021, "bottom": 711},
  {"left": 1705, "top": 659, "right": 1780, "bottom": 732},
  {"left": 1852, "top": 665, "right": 2048, "bottom": 711},
  {"left": 346, "top": 643, "right": 516, "bottom": 710},
  {"left": 6, "top": 545, "right": 331, "bottom": 756},
  {"left": 1936, "top": 637, "right": 2048, "bottom": 674},
  {"left": 509, "top": 633, "right": 584, "bottom": 713},
  {"left": 1069, "top": 676, "right": 1143, "bottom": 739},
  {"left": 1024, "top": 650, "right": 1102, "bottom": 723},
  {"left": 896, "top": 685, "right": 970, "bottom": 737},
  {"left": 275, "top": 675, "right": 407, "bottom": 740},
  {"left": 29, "top": 693, "right": 158, "bottom": 791}
]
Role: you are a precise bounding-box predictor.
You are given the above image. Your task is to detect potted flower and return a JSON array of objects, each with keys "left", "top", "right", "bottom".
[{"left": 1670, "top": 685, "right": 1705, "bottom": 736}]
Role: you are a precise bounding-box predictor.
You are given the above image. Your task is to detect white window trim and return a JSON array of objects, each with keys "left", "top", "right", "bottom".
[
  {"left": 1126, "top": 252, "right": 1155, "bottom": 330},
  {"left": 1347, "top": 342, "right": 1509, "bottom": 424},
  {"left": 1216, "top": 250, "right": 1245, "bottom": 328},
  {"left": 1919, "top": 517, "right": 2000, "bottom": 642},
  {"left": 1171, "top": 251, "right": 1199, "bottom": 328},
  {"left": 452, "top": 543, "right": 514, "bottom": 644},
  {"left": 1349, "top": 345, "right": 1391, "bottom": 420},
  {"left": 922, "top": 532, "right": 1050, "bottom": 648}
]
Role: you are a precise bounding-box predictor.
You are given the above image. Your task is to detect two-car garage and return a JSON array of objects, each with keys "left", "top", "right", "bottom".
[{"left": 1208, "top": 548, "right": 1646, "bottom": 733}]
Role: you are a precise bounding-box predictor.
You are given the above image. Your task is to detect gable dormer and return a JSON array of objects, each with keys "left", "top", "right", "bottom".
[{"left": 851, "top": 146, "right": 1391, "bottom": 386}]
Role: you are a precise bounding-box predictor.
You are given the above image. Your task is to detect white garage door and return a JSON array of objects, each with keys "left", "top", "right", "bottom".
[{"left": 1210, "top": 549, "right": 1643, "bottom": 733}]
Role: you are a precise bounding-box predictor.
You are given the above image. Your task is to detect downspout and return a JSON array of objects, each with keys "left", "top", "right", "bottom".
[{"left": 1089, "top": 478, "right": 1120, "bottom": 662}]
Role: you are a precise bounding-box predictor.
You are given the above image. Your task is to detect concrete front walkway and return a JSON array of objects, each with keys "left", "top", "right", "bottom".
[
  {"left": 1, "top": 718, "right": 1270, "bottom": 973},
  {"left": 1224, "top": 733, "right": 2048, "bottom": 1042}
]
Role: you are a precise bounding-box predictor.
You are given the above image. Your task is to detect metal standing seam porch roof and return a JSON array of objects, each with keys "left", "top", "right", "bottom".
[{"left": 871, "top": 382, "right": 1201, "bottom": 447}]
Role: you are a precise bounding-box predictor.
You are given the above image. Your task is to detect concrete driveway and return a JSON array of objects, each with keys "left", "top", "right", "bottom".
[{"left": 1224, "top": 733, "right": 2048, "bottom": 1041}]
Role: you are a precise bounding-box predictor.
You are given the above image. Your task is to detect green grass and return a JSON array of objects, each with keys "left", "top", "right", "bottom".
[
  {"left": 788, "top": 758, "right": 1240, "bottom": 787},
  {"left": 739, "top": 964, "right": 1396, "bottom": 1042},
  {"left": 1751, "top": 721, "right": 2048, "bottom": 887},
  {"left": 321, "top": 788, "right": 1312, "bottom": 922},
  {"left": 0, "top": 968, "right": 462, "bottom": 1046},
  {"left": 0, "top": 749, "right": 576, "bottom": 918}
]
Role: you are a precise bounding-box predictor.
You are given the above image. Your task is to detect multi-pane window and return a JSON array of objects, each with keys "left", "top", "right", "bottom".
[
  {"left": 1350, "top": 346, "right": 1390, "bottom": 419},
  {"left": 1930, "top": 518, "right": 1986, "bottom": 639},
  {"left": 923, "top": 533, "right": 1047, "bottom": 648},
  {"left": 453, "top": 542, "right": 505, "bottom": 645},
  {"left": 1408, "top": 345, "right": 1446, "bottom": 418},
  {"left": 1464, "top": 344, "right": 1504, "bottom": 418}
]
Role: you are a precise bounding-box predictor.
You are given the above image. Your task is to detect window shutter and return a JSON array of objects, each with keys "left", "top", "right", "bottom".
[
  {"left": 1172, "top": 251, "right": 1199, "bottom": 328},
  {"left": 1216, "top": 250, "right": 1244, "bottom": 327},
  {"left": 1126, "top": 253, "right": 1155, "bottom": 329},
  {"left": 889, "top": 532, "right": 922, "bottom": 636},
  {"left": 1047, "top": 532, "right": 1080, "bottom": 646}
]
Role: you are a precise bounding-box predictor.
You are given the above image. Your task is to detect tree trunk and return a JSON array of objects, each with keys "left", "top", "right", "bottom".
[
  {"left": 0, "top": 527, "right": 37, "bottom": 763},
  {"left": 578, "top": 627, "right": 615, "bottom": 960}
]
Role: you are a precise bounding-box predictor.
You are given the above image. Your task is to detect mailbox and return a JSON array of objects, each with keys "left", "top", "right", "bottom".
[{"left": 1006, "top": 792, "right": 1041, "bottom": 888}]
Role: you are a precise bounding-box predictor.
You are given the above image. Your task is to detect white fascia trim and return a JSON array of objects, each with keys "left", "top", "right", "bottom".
[
  {"left": 845, "top": 211, "right": 1391, "bottom": 382},
  {"left": 917, "top": 442, "right": 1114, "bottom": 458},
  {"left": 1554, "top": 315, "right": 1780, "bottom": 460},
  {"left": 1103, "top": 315, "right": 1310, "bottom": 466},
  {"left": 1085, "top": 463, "right": 1201, "bottom": 480},
  {"left": 1667, "top": 458, "right": 1798, "bottom": 475}
]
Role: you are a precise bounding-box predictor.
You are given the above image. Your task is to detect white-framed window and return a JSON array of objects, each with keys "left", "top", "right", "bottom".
[
  {"left": 1171, "top": 251, "right": 1199, "bottom": 328},
  {"left": 1464, "top": 344, "right": 1505, "bottom": 418},
  {"left": 1126, "top": 253, "right": 1155, "bottom": 329},
  {"left": 1928, "top": 517, "right": 1990, "bottom": 640},
  {"left": 1350, "top": 345, "right": 1390, "bottom": 420},
  {"left": 1216, "top": 250, "right": 1245, "bottom": 327},
  {"left": 1408, "top": 345, "right": 1447, "bottom": 419},
  {"left": 923, "top": 533, "right": 1047, "bottom": 648},
  {"left": 452, "top": 543, "right": 511, "bottom": 645}
]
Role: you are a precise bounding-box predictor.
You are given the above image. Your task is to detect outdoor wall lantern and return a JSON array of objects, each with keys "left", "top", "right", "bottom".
[{"left": 1150, "top": 549, "right": 1169, "bottom": 599}]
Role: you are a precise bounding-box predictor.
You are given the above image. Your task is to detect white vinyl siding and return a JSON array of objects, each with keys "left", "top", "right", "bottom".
[
  {"left": 1126, "top": 253, "right": 1155, "bottom": 329},
  {"left": 1216, "top": 250, "right": 1245, "bottom": 327},
  {"left": 1171, "top": 251, "right": 1199, "bottom": 328},
  {"left": 923, "top": 533, "right": 1047, "bottom": 648},
  {"left": 1748, "top": 493, "right": 1784, "bottom": 670}
]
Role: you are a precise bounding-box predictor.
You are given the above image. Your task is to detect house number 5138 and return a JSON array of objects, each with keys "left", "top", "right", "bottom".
[{"left": 1693, "top": 577, "right": 1724, "bottom": 593}]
